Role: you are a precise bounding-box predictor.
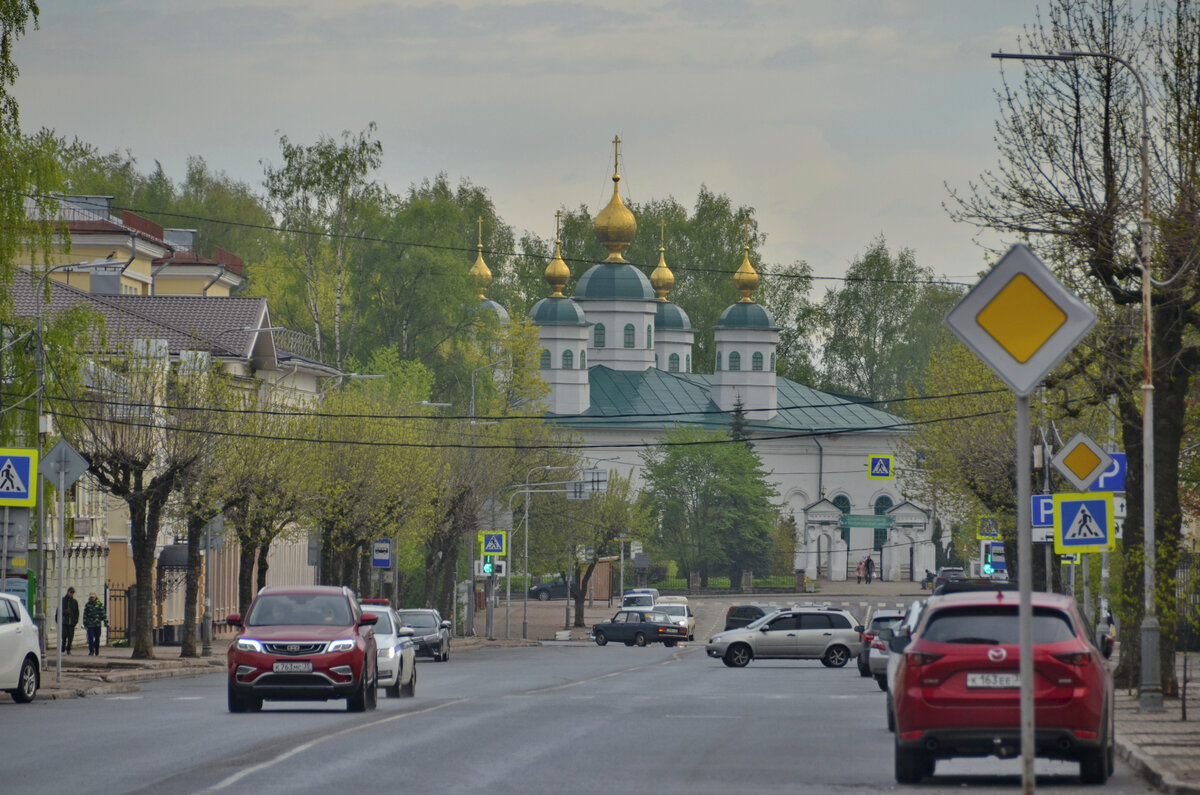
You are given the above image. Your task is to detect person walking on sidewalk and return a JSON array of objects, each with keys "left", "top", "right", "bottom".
[
  {"left": 856, "top": 558, "right": 865, "bottom": 584},
  {"left": 83, "top": 592, "right": 108, "bottom": 656},
  {"left": 864, "top": 556, "right": 875, "bottom": 584},
  {"left": 58, "top": 587, "right": 79, "bottom": 653}
]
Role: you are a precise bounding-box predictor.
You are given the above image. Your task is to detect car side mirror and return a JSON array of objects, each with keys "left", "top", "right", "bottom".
[
  {"left": 887, "top": 627, "right": 910, "bottom": 653},
  {"left": 759, "top": 626, "right": 770, "bottom": 632},
  {"left": 360, "top": 612, "right": 379, "bottom": 626},
  {"left": 854, "top": 625, "right": 864, "bottom": 634},
  {"left": 397, "top": 627, "right": 415, "bottom": 637},
  {"left": 226, "top": 613, "right": 242, "bottom": 627},
  {"left": 440, "top": 620, "right": 452, "bottom": 629}
]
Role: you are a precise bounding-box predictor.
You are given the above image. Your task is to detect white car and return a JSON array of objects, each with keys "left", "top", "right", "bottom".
[
  {"left": 0, "top": 593, "right": 41, "bottom": 703},
  {"left": 361, "top": 603, "right": 416, "bottom": 698},
  {"left": 654, "top": 603, "right": 695, "bottom": 641},
  {"left": 883, "top": 598, "right": 928, "bottom": 732}
]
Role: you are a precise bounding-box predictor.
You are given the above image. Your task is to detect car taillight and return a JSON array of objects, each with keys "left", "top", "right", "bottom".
[
  {"left": 871, "top": 637, "right": 886, "bottom": 651},
  {"left": 905, "top": 652, "right": 943, "bottom": 667},
  {"left": 864, "top": 632, "right": 875, "bottom": 643},
  {"left": 1053, "top": 651, "right": 1091, "bottom": 666}
]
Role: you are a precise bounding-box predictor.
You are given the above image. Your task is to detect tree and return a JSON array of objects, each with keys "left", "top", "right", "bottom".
[
  {"left": 569, "top": 471, "right": 653, "bottom": 627},
  {"left": 262, "top": 124, "right": 382, "bottom": 369},
  {"left": 640, "top": 426, "right": 778, "bottom": 585},
  {"left": 817, "top": 237, "right": 960, "bottom": 405},
  {"left": 947, "top": 0, "right": 1200, "bottom": 691}
]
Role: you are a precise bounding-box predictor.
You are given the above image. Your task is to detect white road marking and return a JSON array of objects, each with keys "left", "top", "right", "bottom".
[
  {"left": 204, "top": 699, "right": 467, "bottom": 791},
  {"left": 106, "top": 695, "right": 142, "bottom": 700}
]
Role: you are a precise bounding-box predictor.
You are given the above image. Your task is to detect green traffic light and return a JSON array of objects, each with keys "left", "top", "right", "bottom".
[{"left": 482, "top": 555, "right": 494, "bottom": 574}]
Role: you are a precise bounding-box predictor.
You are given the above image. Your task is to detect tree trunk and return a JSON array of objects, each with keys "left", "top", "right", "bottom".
[
  {"left": 128, "top": 495, "right": 156, "bottom": 659},
  {"left": 237, "top": 542, "right": 257, "bottom": 616},
  {"left": 574, "top": 561, "right": 596, "bottom": 628},
  {"left": 180, "top": 512, "right": 205, "bottom": 658},
  {"left": 256, "top": 540, "right": 271, "bottom": 593}
]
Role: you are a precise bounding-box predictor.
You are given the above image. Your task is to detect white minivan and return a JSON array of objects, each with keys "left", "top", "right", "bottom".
[{"left": 0, "top": 593, "right": 41, "bottom": 703}]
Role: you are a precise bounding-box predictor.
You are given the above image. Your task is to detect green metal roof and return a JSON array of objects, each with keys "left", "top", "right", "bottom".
[
  {"left": 716, "top": 301, "right": 777, "bottom": 329},
  {"left": 654, "top": 301, "right": 692, "bottom": 330},
  {"left": 574, "top": 262, "right": 655, "bottom": 301},
  {"left": 530, "top": 296, "right": 588, "bottom": 326},
  {"left": 545, "top": 366, "right": 904, "bottom": 436}
]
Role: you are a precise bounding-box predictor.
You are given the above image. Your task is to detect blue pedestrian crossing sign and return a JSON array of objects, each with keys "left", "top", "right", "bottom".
[
  {"left": 0, "top": 449, "right": 38, "bottom": 508},
  {"left": 480, "top": 531, "right": 506, "bottom": 557},
  {"left": 867, "top": 455, "right": 894, "bottom": 480},
  {"left": 1053, "top": 493, "right": 1115, "bottom": 554}
]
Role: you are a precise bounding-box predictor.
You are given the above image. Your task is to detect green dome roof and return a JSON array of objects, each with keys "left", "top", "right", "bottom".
[
  {"left": 654, "top": 301, "right": 692, "bottom": 330},
  {"left": 477, "top": 298, "right": 509, "bottom": 323},
  {"left": 717, "top": 301, "right": 777, "bottom": 329},
  {"left": 530, "top": 296, "right": 588, "bottom": 326},
  {"left": 574, "top": 262, "right": 654, "bottom": 301}
]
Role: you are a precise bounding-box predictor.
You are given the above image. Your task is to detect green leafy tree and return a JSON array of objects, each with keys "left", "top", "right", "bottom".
[{"left": 569, "top": 471, "right": 654, "bottom": 627}]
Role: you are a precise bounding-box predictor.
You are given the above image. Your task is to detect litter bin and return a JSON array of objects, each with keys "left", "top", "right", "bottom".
[{"left": 474, "top": 582, "right": 485, "bottom": 611}]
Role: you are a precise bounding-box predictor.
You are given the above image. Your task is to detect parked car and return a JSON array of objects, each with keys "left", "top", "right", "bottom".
[
  {"left": 723, "top": 603, "right": 781, "bottom": 631},
  {"left": 932, "top": 577, "right": 1018, "bottom": 596},
  {"left": 226, "top": 585, "right": 378, "bottom": 713},
  {"left": 396, "top": 609, "right": 452, "bottom": 661},
  {"left": 620, "top": 588, "right": 660, "bottom": 608},
  {"left": 528, "top": 575, "right": 577, "bottom": 602},
  {"left": 654, "top": 603, "right": 696, "bottom": 641},
  {"left": 0, "top": 593, "right": 40, "bottom": 703},
  {"left": 857, "top": 608, "right": 905, "bottom": 683},
  {"left": 931, "top": 567, "right": 966, "bottom": 592},
  {"left": 707, "top": 607, "right": 864, "bottom": 668},
  {"left": 890, "top": 591, "right": 1115, "bottom": 784},
  {"left": 591, "top": 608, "right": 687, "bottom": 647},
  {"left": 359, "top": 600, "right": 416, "bottom": 698}
]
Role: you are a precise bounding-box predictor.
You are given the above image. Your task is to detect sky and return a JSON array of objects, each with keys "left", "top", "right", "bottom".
[{"left": 13, "top": 0, "right": 1047, "bottom": 289}]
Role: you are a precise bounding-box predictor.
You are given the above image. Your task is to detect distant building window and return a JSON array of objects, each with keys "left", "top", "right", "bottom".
[
  {"left": 729, "top": 352, "right": 741, "bottom": 371},
  {"left": 770, "top": 353, "right": 776, "bottom": 372},
  {"left": 562, "top": 350, "right": 573, "bottom": 370},
  {"left": 832, "top": 495, "right": 851, "bottom": 514},
  {"left": 686, "top": 354, "right": 691, "bottom": 373},
  {"left": 874, "top": 527, "right": 887, "bottom": 551},
  {"left": 594, "top": 324, "right": 606, "bottom": 348},
  {"left": 716, "top": 352, "right": 722, "bottom": 371},
  {"left": 624, "top": 324, "right": 635, "bottom": 348},
  {"left": 647, "top": 325, "right": 653, "bottom": 348},
  {"left": 668, "top": 353, "right": 680, "bottom": 372},
  {"left": 752, "top": 352, "right": 763, "bottom": 371},
  {"left": 580, "top": 350, "right": 586, "bottom": 369},
  {"left": 874, "top": 496, "right": 894, "bottom": 515},
  {"left": 539, "top": 350, "right": 551, "bottom": 370}
]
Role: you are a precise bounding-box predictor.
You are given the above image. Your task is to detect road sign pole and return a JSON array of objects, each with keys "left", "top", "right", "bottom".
[
  {"left": 1, "top": 506, "right": 8, "bottom": 586},
  {"left": 55, "top": 462, "right": 64, "bottom": 683},
  {"left": 1016, "top": 394, "right": 1035, "bottom": 795}
]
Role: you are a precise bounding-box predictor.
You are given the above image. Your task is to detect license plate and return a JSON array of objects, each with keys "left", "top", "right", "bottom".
[
  {"left": 273, "top": 661, "right": 313, "bottom": 673},
  {"left": 967, "top": 672, "right": 1019, "bottom": 688}
]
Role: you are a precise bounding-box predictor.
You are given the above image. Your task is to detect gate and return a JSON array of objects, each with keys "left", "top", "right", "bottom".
[{"left": 105, "top": 584, "right": 132, "bottom": 641}]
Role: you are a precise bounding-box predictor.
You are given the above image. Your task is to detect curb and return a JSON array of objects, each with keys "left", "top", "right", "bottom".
[{"left": 1115, "top": 733, "right": 1200, "bottom": 795}]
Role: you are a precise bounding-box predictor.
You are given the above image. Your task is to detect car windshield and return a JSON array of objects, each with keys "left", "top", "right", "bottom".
[
  {"left": 870, "top": 616, "right": 902, "bottom": 631},
  {"left": 622, "top": 595, "right": 653, "bottom": 607},
  {"left": 647, "top": 612, "right": 671, "bottom": 623},
  {"left": 399, "top": 612, "right": 438, "bottom": 629},
  {"left": 922, "top": 606, "right": 1075, "bottom": 645},
  {"left": 248, "top": 593, "right": 352, "bottom": 627},
  {"left": 366, "top": 610, "right": 393, "bottom": 634},
  {"left": 657, "top": 605, "right": 686, "bottom": 617}
]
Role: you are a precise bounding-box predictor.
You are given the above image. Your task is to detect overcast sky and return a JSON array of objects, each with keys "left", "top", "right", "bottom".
[{"left": 14, "top": 0, "right": 1045, "bottom": 289}]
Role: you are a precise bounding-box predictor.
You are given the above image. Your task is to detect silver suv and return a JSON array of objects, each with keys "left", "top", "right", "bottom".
[{"left": 706, "top": 607, "right": 864, "bottom": 668}]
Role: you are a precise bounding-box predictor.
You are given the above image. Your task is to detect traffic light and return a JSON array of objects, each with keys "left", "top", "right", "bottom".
[
  {"left": 982, "top": 548, "right": 995, "bottom": 575},
  {"left": 482, "top": 555, "right": 494, "bottom": 575}
]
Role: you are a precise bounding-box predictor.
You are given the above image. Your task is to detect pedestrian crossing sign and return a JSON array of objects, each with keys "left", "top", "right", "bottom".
[
  {"left": 1053, "top": 492, "right": 1114, "bottom": 554},
  {"left": 976, "top": 515, "right": 1000, "bottom": 540},
  {"left": 480, "top": 532, "right": 506, "bottom": 557},
  {"left": 868, "top": 455, "right": 894, "bottom": 480},
  {"left": 0, "top": 449, "right": 38, "bottom": 507}
]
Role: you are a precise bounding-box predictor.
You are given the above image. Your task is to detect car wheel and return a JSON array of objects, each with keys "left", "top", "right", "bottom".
[
  {"left": 822, "top": 645, "right": 850, "bottom": 668},
  {"left": 11, "top": 655, "right": 38, "bottom": 703},
  {"left": 886, "top": 692, "right": 895, "bottom": 733},
  {"left": 664, "top": 640, "right": 677, "bottom": 648},
  {"left": 894, "top": 732, "right": 930, "bottom": 784},
  {"left": 594, "top": 630, "right": 608, "bottom": 646},
  {"left": 386, "top": 678, "right": 401, "bottom": 698},
  {"left": 537, "top": 590, "right": 550, "bottom": 602},
  {"left": 723, "top": 644, "right": 752, "bottom": 668},
  {"left": 1079, "top": 708, "right": 1110, "bottom": 784},
  {"left": 227, "top": 680, "right": 248, "bottom": 713},
  {"left": 623, "top": 641, "right": 634, "bottom": 647},
  {"left": 633, "top": 632, "right": 647, "bottom": 647},
  {"left": 347, "top": 677, "right": 368, "bottom": 712},
  {"left": 439, "top": 641, "right": 449, "bottom": 662},
  {"left": 858, "top": 653, "right": 871, "bottom": 677},
  {"left": 401, "top": 662, "right": 416, "bottom": 698},
  {"left": 876, "top": 674, "right": 888, "bottom": 691}
]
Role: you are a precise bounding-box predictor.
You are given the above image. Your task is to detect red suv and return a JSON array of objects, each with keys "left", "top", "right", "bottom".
[
  {"left": 226, "top": 585, "right": 379, "bottom": 713},
  {"left": 891, "top": 591, "right": 1114, "bottom": 784}
]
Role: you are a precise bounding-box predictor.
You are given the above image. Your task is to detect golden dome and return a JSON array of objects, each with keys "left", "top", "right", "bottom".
[
  {"left": 545, "top": 210, "right": 570, "bottom": 297},
  {"left": 593, "top": 136, "right": 636, "bottom": 262},
  {"left": 649, "top": 221, "right": 674, "bottom": 300},
  {"left": 468, "top": 216, "right": 492, "bottom": 299},
  {"left": 734, "top": 244, "right": 758, "bottom": 302}
]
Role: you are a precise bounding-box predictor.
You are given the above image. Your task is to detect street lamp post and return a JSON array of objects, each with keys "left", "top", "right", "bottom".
[{"left": 993, "top": 48, "right": 1160, "bottom": 711}]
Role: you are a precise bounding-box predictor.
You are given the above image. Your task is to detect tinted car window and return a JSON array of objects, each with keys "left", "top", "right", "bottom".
[
  {"left": 368, "top": 611, "right": 393, "bottom": 633},
  {"left": 248, "top": 593, "right": 352, "bottom": 626},
  {"left": 870, "top": 616, "right": 902, "bottom": 631},
  {"left": 828, "top": 614, "right": 851, "bottom": 629},
  {"left": 768, "top": 615, "right": 800, "bottom": 631},
  {"left": 799, "top": 614, "right": 832, "bottom": 630},
  {"left": 398, "top": 612, "right": 438, "bottom": 629},
  {"left": 922, "top": 606, "right": 1075, "bottom": 644},
  {"left": 0, "top": 598, "right": 15, "bottom": 623}
]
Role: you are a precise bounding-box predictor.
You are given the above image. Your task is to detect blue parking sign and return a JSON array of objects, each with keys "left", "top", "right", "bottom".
[
  {"left": 1031, "top": 495, "right": 1054, "bottom": 528},
  {"left": 1090, "top": 452, "right": 1126, "bottom": 493}
]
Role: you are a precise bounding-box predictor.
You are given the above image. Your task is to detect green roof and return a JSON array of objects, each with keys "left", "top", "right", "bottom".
[
  {"left": 574, "top": 262, "right": 655, "bottom": 301},
  {"left": 545, "top": 366, "right": 904, "bottom": 435},
  {"left": 530, "top": 296, "right": 587, "bottom": 326},
  {"left": 654, "top": 301, "right": 692, "bottom": 330},
  {"left": 717, "top": 301, "right": 777, "bottom": 329}
]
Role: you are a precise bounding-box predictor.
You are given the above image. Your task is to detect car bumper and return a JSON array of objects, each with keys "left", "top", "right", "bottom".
[
  {"left": 706, "top": 642, "right": 730, "bottom": 657},
  {"left": 896, "top": 727, "right": 1104, "bottom": 760},
  {"left": 413, "top": 638, "right": 442, "bottom": 658},
  {"left": 376, "top": 656, "right": 401, "bottom": 685},
  {"left": 228, "top": 651, "right": 364, "bottom": 701}
]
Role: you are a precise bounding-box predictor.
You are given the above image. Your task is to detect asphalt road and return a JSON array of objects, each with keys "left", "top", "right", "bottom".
[{"left": 2, "top": 644, "right": 1156, "bottom": 793}]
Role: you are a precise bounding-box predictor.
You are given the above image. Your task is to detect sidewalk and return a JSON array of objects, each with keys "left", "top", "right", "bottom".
[{"left": 1111, "top": 654, "right": 1200, "bottom": 794}]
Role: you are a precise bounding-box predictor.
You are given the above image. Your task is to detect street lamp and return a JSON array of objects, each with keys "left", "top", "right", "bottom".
[{"left": 992, "top": 49, "right": 1160, "bottom": 712}]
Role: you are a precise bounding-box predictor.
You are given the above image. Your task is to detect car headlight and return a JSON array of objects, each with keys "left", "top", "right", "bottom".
[
  {"left": 326, "top": 639, "right": 356, "bottom": 653},
  {"left": 710, "top": 635, "right": 723, "bottom": 644},
  {"left": 378, "top": 645, "right": 396, "bottom": 659},
  {"left": 235, "top": 638, "right": 263, "bottom": 653}
]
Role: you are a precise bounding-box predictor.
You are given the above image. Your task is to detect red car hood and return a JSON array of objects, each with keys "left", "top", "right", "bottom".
[{"left": 239, "top": 624, "right": 360, "bottom": 641}]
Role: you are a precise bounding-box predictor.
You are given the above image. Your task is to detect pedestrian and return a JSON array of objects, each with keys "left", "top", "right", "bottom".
[
  {"left": 58, "top": 587, "right": 79, "bottom": 653},
  {"left": 864, "top": 556, "right": 875, "bottom": 584},
  {"left": 83, "top": 592, "right": 108, "bottom": 656},
  {"left": 856, "top": 558, "right": 864, "bottom": 584}
]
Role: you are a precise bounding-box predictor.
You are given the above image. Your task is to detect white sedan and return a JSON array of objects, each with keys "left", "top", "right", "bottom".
[
  {"left": 0, "top": 593, "right": 41, "bottom": 703},
  {"left": 361, "top": 604, "right": 416, "bottom": 698}
]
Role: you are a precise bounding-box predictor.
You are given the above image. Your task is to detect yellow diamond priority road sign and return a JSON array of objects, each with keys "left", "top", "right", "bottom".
[
  {"left": 946, "top": 244, "right": 1097, "bottom": 396},
  {"left": 1051, "top": 432, "right": 1113, "bottom": 492}
]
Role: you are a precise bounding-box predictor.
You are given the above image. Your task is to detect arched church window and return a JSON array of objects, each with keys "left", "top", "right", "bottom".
[
  {"left": 874, "top": 496, "right": 894, "bottom": 515},
  {"left": 594, "top": 324, "right": 606, "bottom": 348},
  {"left": 832, "top": 495, "right": 851, "bottom": 514},
  {"left": 752, "top": 352, "right": 763, "bottom": 371},
  {"left": 624, "top": 323, "right": 635, "bottom": 348},
  {"left": 580, "top": 350, "right": 586, "bottom": 369},
  {"left": 539, "top": 350, "right": 551, "bottom": 370},
  {"left": 729, "top": 352, "right": 741, "bottom": 371},
  {"left": 562, "top": 350, "right": 573, "bottom": 370},
  {"left": 647, "top": 325, "right": 653, "bottom": 348},
  {"left": 668, "top": 353, "right": 680, "bottom": 372}
]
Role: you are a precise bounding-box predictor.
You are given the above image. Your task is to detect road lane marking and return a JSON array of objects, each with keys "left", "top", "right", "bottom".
[
  {"left": 203, "top": 699, "right": 467, "bottom": 791},
  {"left": 106, "top": 695, "right": 142, "bottom": 700}
]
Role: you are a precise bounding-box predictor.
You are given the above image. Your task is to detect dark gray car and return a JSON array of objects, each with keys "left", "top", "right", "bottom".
[{"left": 396, "top": 609, "right": 451, "bottom": 662}]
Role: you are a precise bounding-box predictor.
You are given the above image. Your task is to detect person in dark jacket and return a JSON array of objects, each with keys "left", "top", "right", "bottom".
[
  {"left": 82, "top": 592, "right": 108, "bottom": 656},
  {"left": 59, "top": 587, "right": 80, "bottom": 653}
]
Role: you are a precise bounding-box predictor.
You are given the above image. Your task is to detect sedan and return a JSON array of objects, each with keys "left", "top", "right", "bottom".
[
  {"left": 361, "top": 603, "right": 417, "bottom": 698},
  {"left": 396, "top": 609, "right": 451, "bottom": 661},
  {"left": 0, "top": 593, "right": 41, "bottom": 703},
  {"left": 591, "top": 609, "right": 687, "bottom": 647}
]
